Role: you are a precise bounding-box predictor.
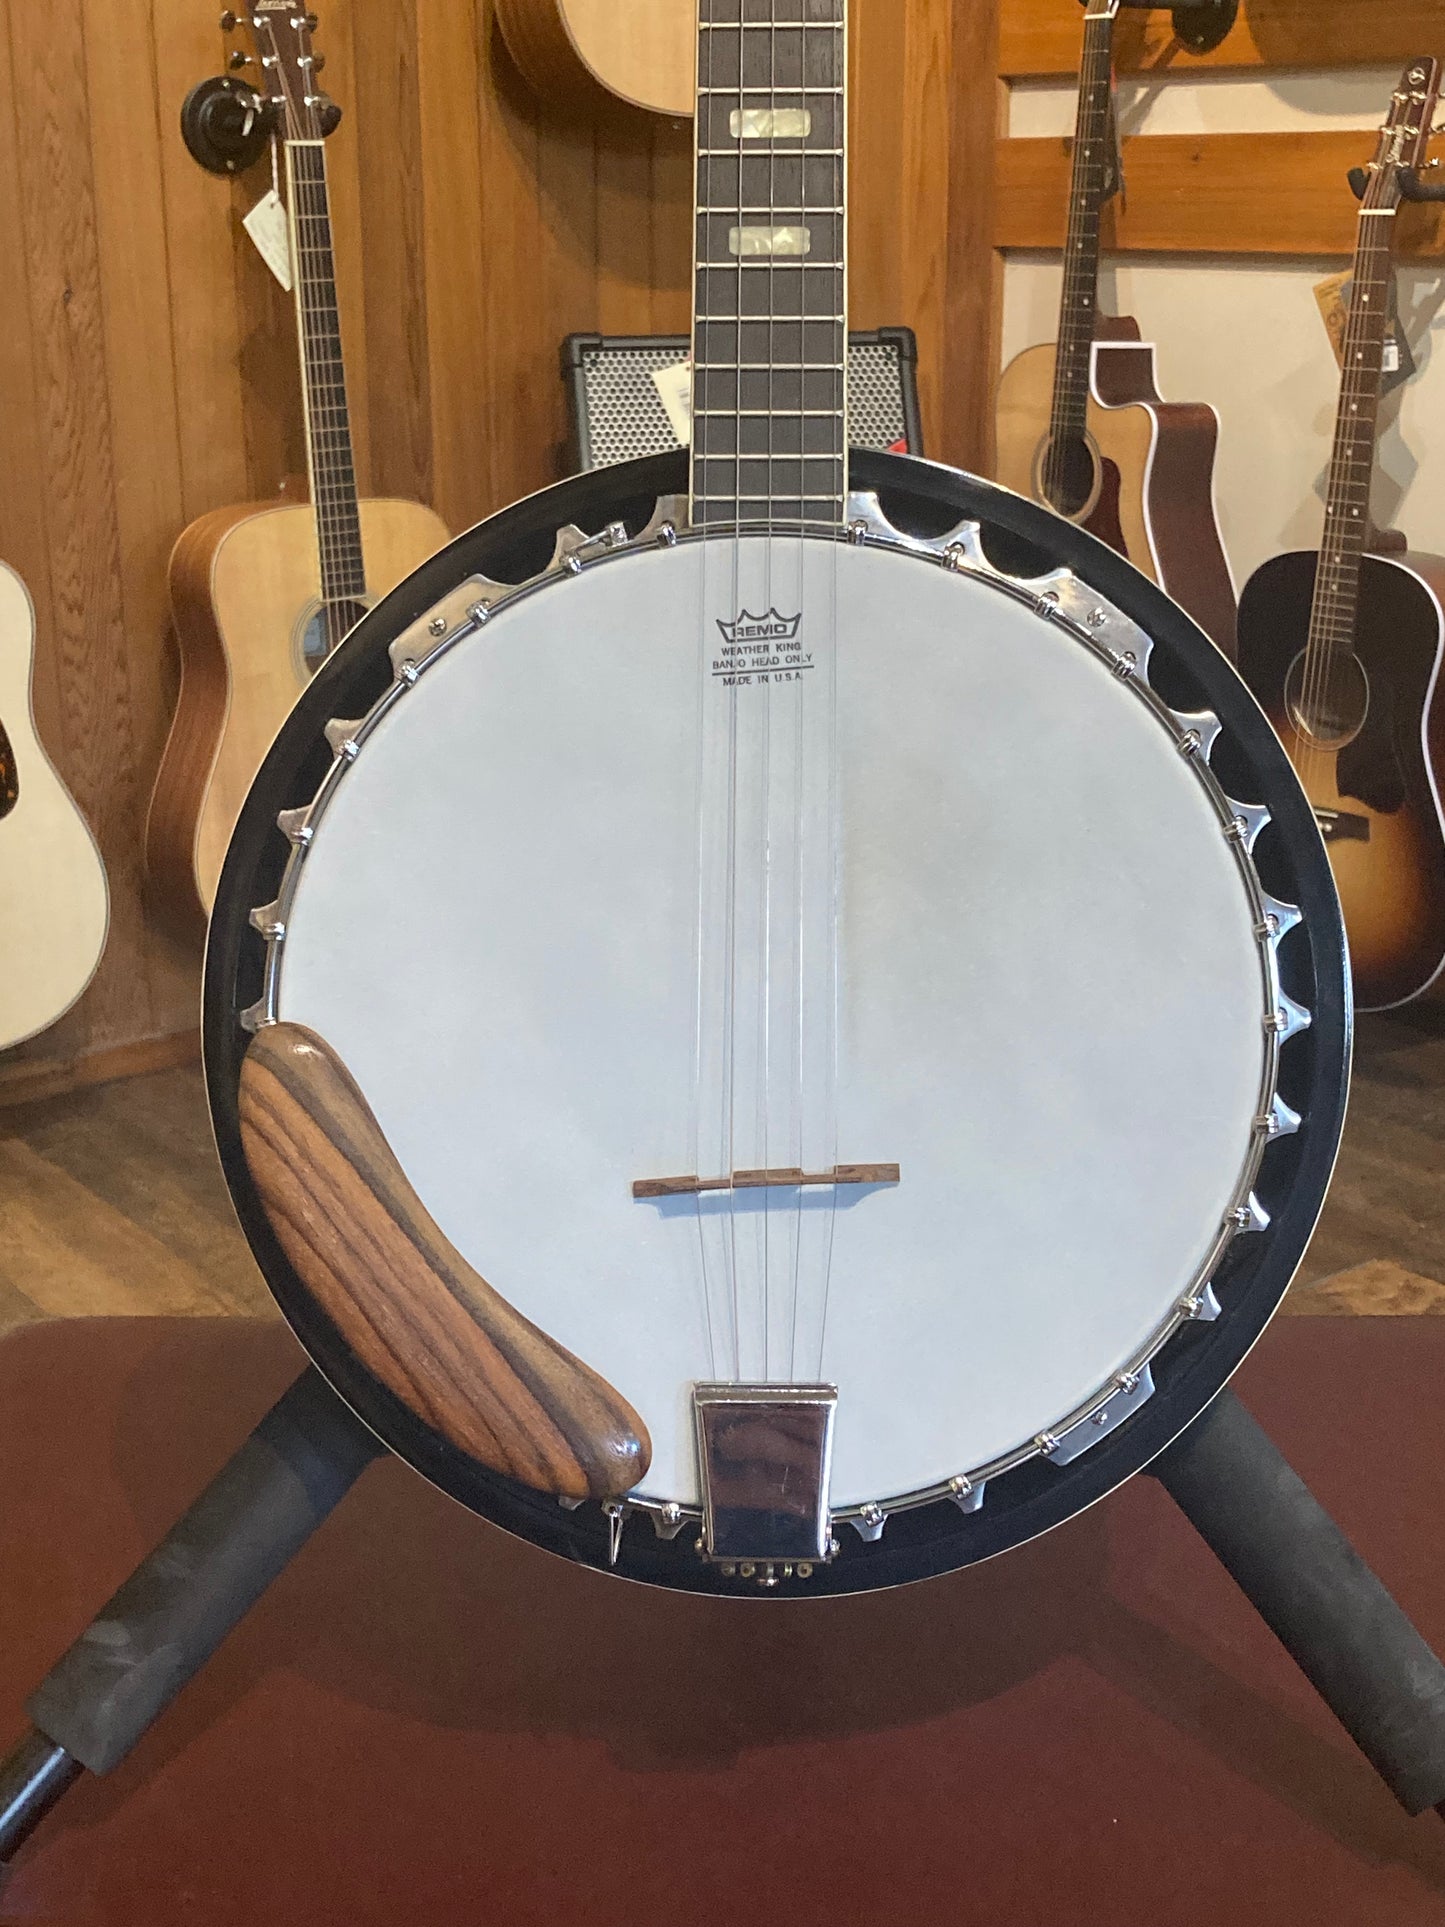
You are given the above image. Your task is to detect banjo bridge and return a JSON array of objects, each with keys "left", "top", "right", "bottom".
[{"left": 633, "top": 1164, "right": 899, "bottom": 1200}]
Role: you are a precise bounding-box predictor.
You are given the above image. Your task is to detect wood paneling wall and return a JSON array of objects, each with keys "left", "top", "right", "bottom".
[
  {"left": 995, "top": 1, "right": 1445, "bottom": 261},
  {"left": 0, "top": 0, "right": 991, "bottom": 1099},
  {"left": 1001, "top": 0, "right": 1444, "bottom": 79},
  {"left": 996, "top": 130, "right": 1445, "bottom": 259}
]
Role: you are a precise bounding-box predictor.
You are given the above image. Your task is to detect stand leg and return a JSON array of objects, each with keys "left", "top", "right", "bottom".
[
  {"left": 1151, "top": 1388, "right": 1445, "bottom": 1818},
  {"left": 0, "top": 1366, "right": 382, "bottom": 1867}
]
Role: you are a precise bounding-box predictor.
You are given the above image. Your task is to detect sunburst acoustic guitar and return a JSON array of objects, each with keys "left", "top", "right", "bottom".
[
  {"left": 1237, "top": 59, "right": 1445, "bottom": 1013},
  {"left": 993, "top": 0, "right": 1237, "bottom": 657},
  {"left": 146, "top": 2, "right": 449, "bottom": 934},
  {"left": 0, "top": 560, "right": 109, "bottom": 1051}
]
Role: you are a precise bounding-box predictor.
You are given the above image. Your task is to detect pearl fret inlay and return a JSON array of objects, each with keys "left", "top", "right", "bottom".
[{"left": 731, "top": 107, "right": 812, "bottom": 139}]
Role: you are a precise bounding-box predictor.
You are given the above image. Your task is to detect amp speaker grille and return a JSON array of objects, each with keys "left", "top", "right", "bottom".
[{"left": 563, "top": 328, "right": 923, "bottom": 472}]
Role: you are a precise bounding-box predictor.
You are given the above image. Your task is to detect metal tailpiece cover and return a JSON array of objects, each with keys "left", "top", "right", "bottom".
[{"left": 694, "top": 1384, "right": 838, "bottom": 1569}]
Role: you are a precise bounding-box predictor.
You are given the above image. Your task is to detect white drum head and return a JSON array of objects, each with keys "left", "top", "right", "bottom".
[{"left": 272, "top": 532, "right": 1273, "bottom": 1513}]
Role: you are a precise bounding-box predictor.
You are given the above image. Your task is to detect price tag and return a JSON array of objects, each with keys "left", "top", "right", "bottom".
[
  {"left": 652, "top": 358, "right": 693, "bottom": 446},
  {"left": 244, "top": 188, "right": 293, "bottom": 292},
  {"left": 1313, "top": 268, "right": 1415, "bottom": 395}
]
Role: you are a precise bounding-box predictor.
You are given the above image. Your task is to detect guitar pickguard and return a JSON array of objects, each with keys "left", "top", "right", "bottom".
[
  {"left": 1337, "top": 673, "right": 1407, "bottom": 815},
  {"left": 1083, "top": 456, "right": 1128, "bottom": 561},
  {"left": 0, "top": 717, "right": 17, "bottom": 819}
]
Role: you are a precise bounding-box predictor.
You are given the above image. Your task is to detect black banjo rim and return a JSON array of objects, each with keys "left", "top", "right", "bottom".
[{"left": 204, "top": 448, "right": 1352, "bottom": 1598}]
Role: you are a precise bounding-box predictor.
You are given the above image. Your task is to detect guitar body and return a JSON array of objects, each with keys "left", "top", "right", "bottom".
[
  {"left": 0, "top": 562, "right": 109, "bottom": 1049},
  {"left": 148, "top": 497, "right": 449, "bottom": 932},
  {"left": 995, "top": 327, "right": 1237, "bottom": 657},
  {"left": 1236, "top": 548, "right": 1445, "bottom": 1010},
  {"left": 495, "top": 0, "right": 692, "bottom": 117}
]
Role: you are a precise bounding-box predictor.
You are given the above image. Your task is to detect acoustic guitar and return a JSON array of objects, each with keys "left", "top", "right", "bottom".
[
  {"left": 146, "top": 1, "right": 448, "bottom": 934},
  {"left": 993, "top": 0, "right": 1237, "bottom": 657},
  {"left": 495, "top": 0, "right": 691, "bottom": 117},
  {"left": 1237, "top": 59, "right": 1445, "bottom": 1013},
  {"left": 0, "top": 561, "right": 109, "bottom": 1050}
]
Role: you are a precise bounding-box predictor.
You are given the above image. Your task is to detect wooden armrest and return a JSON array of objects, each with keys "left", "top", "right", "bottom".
[{"left": 239, "top": 1022, "right": 651, "bottom": 1504}]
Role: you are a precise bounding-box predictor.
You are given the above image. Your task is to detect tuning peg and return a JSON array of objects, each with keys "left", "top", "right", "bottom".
[
  {"left": 311, "top": 50, "right": 325, "bottom": 70},
  {"left": 219, "top": 7, "right": 237, "bottom": 25},
  {"left": 228, "top": 48, "right": 251, "bottom": 68}
]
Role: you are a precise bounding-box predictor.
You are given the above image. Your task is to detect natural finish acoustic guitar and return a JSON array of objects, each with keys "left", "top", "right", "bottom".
[
  {"left": 0, "top": 561, "right": 109, "bottom": 1050},
  {"left": 147, "top": 3, "right": 448, "bottom": 933},
  {"left": 495, "top": 0, "right": 691, "bottom": 117},
  {"left": 994, "top": 0, "right": 1237, "bottom": 658},
  {"left": 1237, "top": 60, "right": 1445, "bottom": 1012}
]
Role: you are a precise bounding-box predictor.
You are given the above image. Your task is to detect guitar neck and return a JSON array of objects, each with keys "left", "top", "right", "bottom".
[
  {"left": 1305, "top": 55, "right": 1444, "bottom": 660},
  {"left": 689, "top": 0, "right": 848, "bottom": 529},
  {"left": 284, "top": 139, "right": 366, "bottom": 603},
  {"left": 1307, "top": 211, "right": 1396, "bottom": 658},
  {"left": 1050, "top": 7, "right": 1117, "bottom": 451}
]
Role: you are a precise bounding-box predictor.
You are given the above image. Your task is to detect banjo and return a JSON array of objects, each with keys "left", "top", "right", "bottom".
[{"left": 206, "top": 0, "right": 1349, "bottom": 1596}]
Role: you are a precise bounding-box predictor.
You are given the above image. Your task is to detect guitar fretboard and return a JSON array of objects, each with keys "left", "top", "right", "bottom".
[
  {"left": 1307, "top": 215, "right": 1395, "bottom": 661},
  {"left": 690, "top": 0, "right": 848, "bottom": 529},
  {"left": 1047, "top": 7, "right": 1116, "bottom": 482},
  {"left": 286, "top": 140, "right": 366, "bottom": 608}
]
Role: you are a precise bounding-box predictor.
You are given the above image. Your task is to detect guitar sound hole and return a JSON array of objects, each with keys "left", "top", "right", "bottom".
[
  {"left": 1284, "top": 650, "right": 1370, "bottom": 749},
  {"left": 0, "top": 719, "right": 16, "bottom": 820},
  {"left": 1036, "top": 432, "right": 1099, "bottom": 521},
  {"left": 299, "top": 600, "right": 370, "bottom": 675}
]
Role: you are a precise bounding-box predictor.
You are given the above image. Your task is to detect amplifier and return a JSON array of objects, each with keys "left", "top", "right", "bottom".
[{"left": 563, "top": 327, "right": 923, "bottom": 472}]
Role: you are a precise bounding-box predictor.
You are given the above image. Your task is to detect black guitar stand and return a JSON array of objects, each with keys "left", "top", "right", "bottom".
[
  {"left": 4, "top": 1364, "right": 1445, "bottom": 1872},
  {"left": 1348, "top": 162, "right": 1445, "bottom": 205}
]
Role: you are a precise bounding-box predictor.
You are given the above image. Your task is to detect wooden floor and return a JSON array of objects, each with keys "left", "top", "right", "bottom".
[
  {"left": 0, "top": 1003, "right": 1441, "bottom": 1337},
  {"left": 0, "top": 1059, "right": 274, "bottom": 1334}
]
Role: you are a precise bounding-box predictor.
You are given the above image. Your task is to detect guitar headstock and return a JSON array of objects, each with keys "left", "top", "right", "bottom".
[
  {"left": 242, "top": 0, "right": 327, "bottom": 143},
  {"left": 1362, "top": 58, "right": 1443, "bottom": 208}
]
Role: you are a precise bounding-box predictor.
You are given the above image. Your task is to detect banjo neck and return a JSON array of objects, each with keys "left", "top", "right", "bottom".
[{"left": 689, "top": 0, "right": 849, "bottom": 530}]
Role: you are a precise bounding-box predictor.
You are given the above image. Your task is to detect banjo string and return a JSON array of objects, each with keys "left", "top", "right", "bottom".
[
  {"left": 723, "top": 0, "right": 745, "bottom": 1382},
  {"left": 787, "top": 0, "right": 804, "bottom": 1383},
  {"left": 758, "top": 0, "right": 778, "bottom": 1381},
  {"left": 818, "top": 0, "right": 846, "bottom": 1384},
  {"left": 691, "top": 3, "right": 720, "bottom": 1382}
]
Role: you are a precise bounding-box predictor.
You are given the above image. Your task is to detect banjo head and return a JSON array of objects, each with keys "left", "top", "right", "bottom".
[{"left": 206, "top": 450, "right": 1350, "bottom": 1596}]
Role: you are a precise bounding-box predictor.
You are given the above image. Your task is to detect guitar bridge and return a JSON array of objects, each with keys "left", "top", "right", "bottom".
[
  {"left": 693, "top": 1384, "right": 838, "bottom": 1576},
  {"left": 1314, "top": 806, "right": 1370, "bottom": 844}
]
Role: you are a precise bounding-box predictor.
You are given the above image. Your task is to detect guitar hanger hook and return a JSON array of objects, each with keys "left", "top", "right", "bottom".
[
  {"left": 1348, "top": 160, "right": 1445, "bottom": 205},
  {"left": 1080, "top": 0, "right": 1239, "bottom": 57}
]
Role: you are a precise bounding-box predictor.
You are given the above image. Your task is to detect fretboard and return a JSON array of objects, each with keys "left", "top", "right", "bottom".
[
  {"left": 1047, "top": 8, "right": 1117, "bottom": 465},
  {"left": 285, "top": 140, "right": 366, "bottom": 605},
  {"left": 1307, "top": 215, "right": 1396, "bottom": 661},
  {"left": 690, "top": 0, "right": 848, "bottom": 529}
]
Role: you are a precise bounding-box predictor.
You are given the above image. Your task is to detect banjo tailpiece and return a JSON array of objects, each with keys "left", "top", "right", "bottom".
[{"left": 693, "top": 1384, "right": 839, "bottom": 1580}]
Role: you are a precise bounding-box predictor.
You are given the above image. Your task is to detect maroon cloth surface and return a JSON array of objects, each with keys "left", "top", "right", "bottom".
[{"left": 1, "top": 1316, "right": 1444, "bottom": 1925}]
